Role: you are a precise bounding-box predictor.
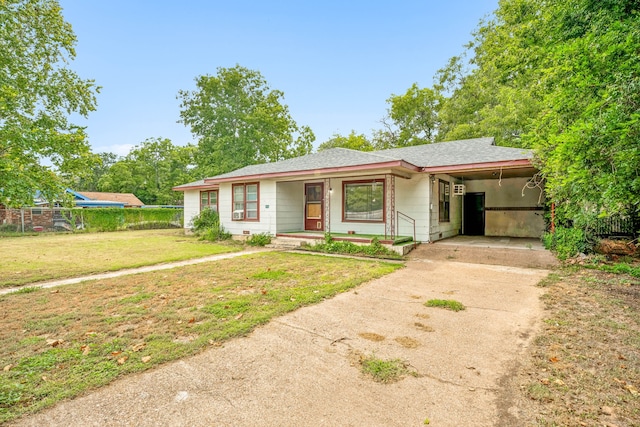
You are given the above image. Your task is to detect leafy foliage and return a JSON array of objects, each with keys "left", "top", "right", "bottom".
[
  {"left": 190, "top": 208, "right": 230, "bottom": 241},
  {"left": 178, "top": 65, "right": 314, "bottom": 178},
  {"left": 304, "top": 236, "right": 402, "bottom": 259},
  {"left": 96, "top": 138, "right": 196, "bottom": 205},
  {"left": 433, "top": 0, "right": 640, "bottom": 224},
  {"left": 318, "top": 131, "right": 374, "bottom": 152},
  {"left": 542, "top": 227, "right": 588, "bottom": 260},
  {"left": 246, "top": 232, "right": 272, "bottom": 247},
  {"left": 0, "top": 0, "right": 99, "bottom": 207},
  {"left": 373, "top": 83, "right": 442, "bottom": 149},
  {"left": 79, "top": 208, "right": 182, "bottom": 232},
  {"left": 74, "top": 152, "right": 119, "bottom": 192}
]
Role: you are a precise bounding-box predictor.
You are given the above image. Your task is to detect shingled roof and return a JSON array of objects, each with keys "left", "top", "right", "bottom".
[
  {"left": 376, "top": 137, "right": 532, "bottom": 167},
  {"left": 76, "top": 191, "right": 145, "bottom": 207},
  {"left": 174, "top": 137, "right": 533, "bottom": 190}
]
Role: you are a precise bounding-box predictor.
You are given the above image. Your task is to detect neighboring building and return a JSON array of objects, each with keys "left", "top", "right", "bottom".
[
  {"left": 71, "top": 191, "right": 145, "bottom": 208},
  {"left": 173, "top": 137, "right": 546, "bottom": 244}
]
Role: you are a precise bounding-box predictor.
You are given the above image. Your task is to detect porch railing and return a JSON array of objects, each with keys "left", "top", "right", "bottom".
[{"left": 397, "top": 211, "right": 417, "bottom": 248}]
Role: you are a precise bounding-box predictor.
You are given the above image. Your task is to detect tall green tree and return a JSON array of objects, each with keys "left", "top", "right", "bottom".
[
  {"left": 318, "top": 131, "right": 373, "bottom": 152},
  {"left": 178, "top": 65, "right": 314, "bottom": 177},
  {"left": 99, "top": 138, "right": 196, "bottom": 205},
  {"left": 434, "top": 1, "right": 543, "bottom": 147},
  {"left": 373, "top": 84, "right": 441, "bottom": 149},
  {"left": 526, "top": 0, "right": 640, "bottom": 222},
  {"left": 435, "top": 0, "right": 640, "bottom": 222},
  {"left": 75, "top": 152, "right": 119, "bottom": 192},
  {"left": 0, "top": 0, "right": 99, "bottom": 207}
]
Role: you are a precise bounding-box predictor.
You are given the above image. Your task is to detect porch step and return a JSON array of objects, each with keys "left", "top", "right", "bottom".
[
  {"left": 393, "top": 236, "right": 413, "bottom": 245},
  {"left": 266, "top": 237, "right": 308, "bottom": 250}
]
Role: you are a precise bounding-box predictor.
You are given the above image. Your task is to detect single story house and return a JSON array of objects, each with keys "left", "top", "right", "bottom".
[{"left": 173, "top": 137, "right": 546, "bottom": 245}]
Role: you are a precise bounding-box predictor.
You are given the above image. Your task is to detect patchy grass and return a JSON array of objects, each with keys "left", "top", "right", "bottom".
[
  {"left": 358, "top": 353, "right": 415, "bottom": 383},
  {"left": 0, "top": 252, "right": 402, "bottom": 423},
  {"left": 425, "top": 299, "right": 466, "bottom": 312},
  {"left": 0, "top": 229, "right": 240, "bottom": 287},
  {"left": 503, "top": 264, "right": 640, "bottom": 426}
]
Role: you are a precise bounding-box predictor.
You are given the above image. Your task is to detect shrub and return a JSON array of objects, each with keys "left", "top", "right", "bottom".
[
  {"left": 191, "top": 209, "right": 231, "bottom": 241},
  {"left": 303, "top": 236, "right": 402, "bottom": 259},
  {"left": 246, "top": 232, "right": 272, "bottom": 246},
  {"left": 543, "top": 226, "right": 588, "bottom": 260},
  {"left": 0, "top": 223, "right": 19, "bottom": 233}
]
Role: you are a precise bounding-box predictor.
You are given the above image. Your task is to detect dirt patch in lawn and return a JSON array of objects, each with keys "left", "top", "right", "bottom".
[{"left": 497, "top": 266, "right": 640, "bottom": 426}]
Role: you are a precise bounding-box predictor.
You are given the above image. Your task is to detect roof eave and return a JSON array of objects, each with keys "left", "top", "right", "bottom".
[
  {"left": 203, "top": 160, "right": 420, "bottom": 184},
  {"left": 422, "top": 159, "right": 533, "bottom": 174},
  {"left": 172, "top": 183, "right": 220, "bottom": 192}
]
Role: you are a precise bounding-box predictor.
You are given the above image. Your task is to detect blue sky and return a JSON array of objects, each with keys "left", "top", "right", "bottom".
[{"left": 59, "top": 1, "right": 499, "bottom": 156}]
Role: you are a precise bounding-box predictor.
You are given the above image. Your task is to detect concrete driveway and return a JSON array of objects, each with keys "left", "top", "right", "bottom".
[{"left": 13, "top": 249, "right": 550, "bottom": 427}]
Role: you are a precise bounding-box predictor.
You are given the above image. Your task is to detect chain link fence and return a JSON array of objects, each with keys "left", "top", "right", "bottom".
[{"left": 0, "top": 208, "right": 183, "bottom": 233}]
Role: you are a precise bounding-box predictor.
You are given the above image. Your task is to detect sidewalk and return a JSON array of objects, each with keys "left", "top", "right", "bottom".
[{"left": 0, "top": 248, "right": 268, "bottom": 296}]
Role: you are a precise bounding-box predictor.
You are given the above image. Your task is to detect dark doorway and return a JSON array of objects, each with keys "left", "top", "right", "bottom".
[{"left": 464, "top": 193, "right": 485, "bottom": 236}]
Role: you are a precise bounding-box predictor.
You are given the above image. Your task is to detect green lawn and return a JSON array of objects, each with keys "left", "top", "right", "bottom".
[
  {"left": 0, "top": 230, "right": 240, "bottom": 287},
  {"left": 0, "top": 252, "right": 402, "bottom": 423}
]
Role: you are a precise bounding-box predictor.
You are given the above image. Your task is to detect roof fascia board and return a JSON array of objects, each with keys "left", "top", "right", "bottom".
[
  {"left": 172, "top": 184, "right": 220, "bottom": 192},
  {"left": 66, "top": 188, "right": 90, "bottom": 200},
  {"left": 422, "top": 159, "right": 533, "bottom": 174},
  {"left": 204, "top": 160, "right": 420, "bottom": 184}
]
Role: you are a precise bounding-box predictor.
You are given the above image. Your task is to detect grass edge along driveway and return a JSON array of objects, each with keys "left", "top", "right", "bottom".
[
  {"left": 0, "top": 251, "right": 403, "bottom": 423},
  {"left": 0, "top": 230, "right": 241, "bottom": 287}
]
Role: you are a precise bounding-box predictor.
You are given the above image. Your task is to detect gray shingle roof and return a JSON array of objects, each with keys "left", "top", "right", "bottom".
[
  {"left": 174, "top": 137, "right": 533, "bottom": 189},
  {"left": 206, "top": 148, "right": 401, "bottom": 181},
  {"left": 376, "top": 137, "right": 533, "bottom": 167},
  {"left": 172, "top": 179, "right": 210, "bottom": 191}
]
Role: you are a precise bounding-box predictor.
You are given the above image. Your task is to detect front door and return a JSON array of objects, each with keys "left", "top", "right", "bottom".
[
  {"left": 305, "top": 183, "right": 324, "bottom": 231},
  {"left": 464, "top": 192, "right": 485, "bottom": 235}
]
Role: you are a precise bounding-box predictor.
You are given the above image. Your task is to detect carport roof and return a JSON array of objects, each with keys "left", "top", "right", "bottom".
[{"left": 173, "top": 137, "right": 534, "bottom": 189}]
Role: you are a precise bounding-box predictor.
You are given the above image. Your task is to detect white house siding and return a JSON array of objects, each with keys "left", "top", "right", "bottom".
[
  {"left": 464, "top": 177, "right": 545, "bottom": 238},
  {"left": 276, "top": 181, "right": 304, "bottom": 232},
  {"left": 183, "top": 189, "right": 201, "bottom": 230},
  {"left": 427, "top": 174, "right": 462, "bottom": 242},
  {"left": 394, "top": 174, "right": 431, "bottom": 242},
  {"left": 218, "top": 180, "right": 278, "bottom": 237}
]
